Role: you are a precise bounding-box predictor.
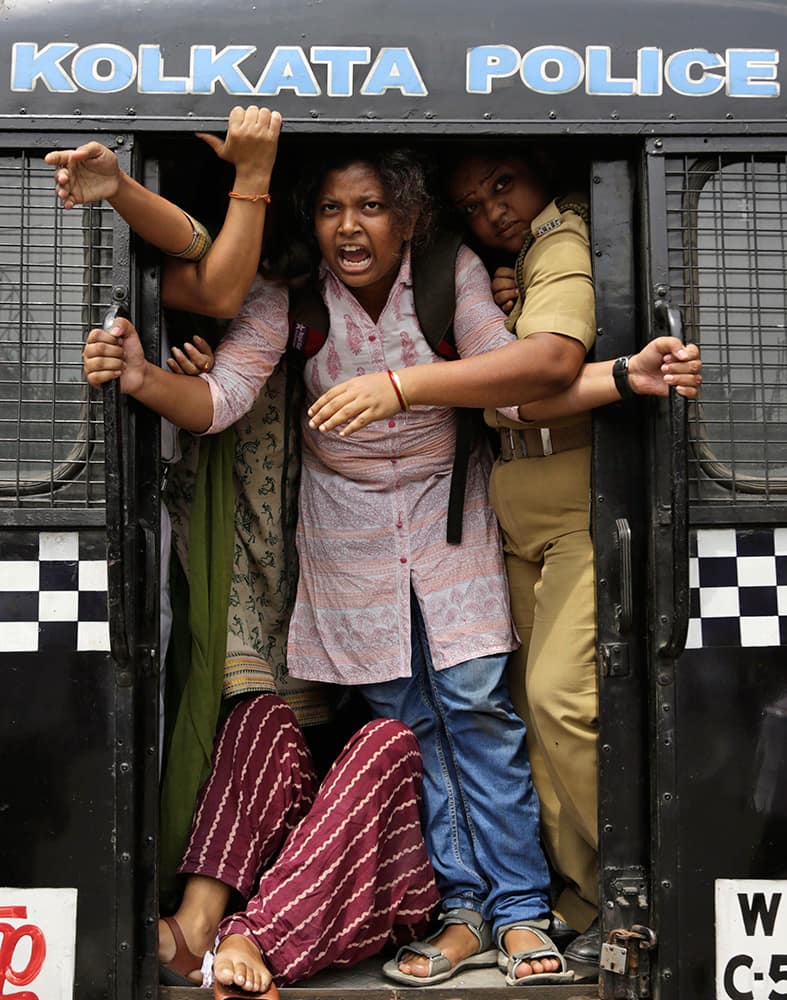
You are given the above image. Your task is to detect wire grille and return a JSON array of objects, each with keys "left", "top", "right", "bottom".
[
  {"left": 666, "top": 153, "right": 787, "bottom": 505},
  {"left": 0, "top": 153, "right": 113, "bottom": 509}
]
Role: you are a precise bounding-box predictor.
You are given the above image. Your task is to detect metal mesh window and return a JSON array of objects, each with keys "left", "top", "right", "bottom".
[
  {"left": 667, "top": 153, "right": 787, "bottom": 505},
  {"left": 0, "top": 152, "right": 113, "bottom": 509}
]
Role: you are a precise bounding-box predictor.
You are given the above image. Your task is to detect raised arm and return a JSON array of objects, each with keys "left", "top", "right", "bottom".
[
  {"left": 46, "top": 105, "right": 282, "bottom": 318},
  {"left": 161, "top": 106, "right": 281, "bottom": 317}
]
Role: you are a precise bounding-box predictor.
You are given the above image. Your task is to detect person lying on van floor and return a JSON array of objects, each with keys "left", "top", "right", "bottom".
[
  {"left": 82, "top": 144, "right": 589, "bottom": 989},
  {"left": 306, "top": 149, "right": 702, "bottom": 982},
  {"left": 50, "top": 108, "right": 344, "bottom": 981}
]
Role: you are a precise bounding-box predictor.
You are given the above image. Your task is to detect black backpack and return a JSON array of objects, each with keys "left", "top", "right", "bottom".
[{"left": 282, "top": 227, "right": 478, "bottom": 545}]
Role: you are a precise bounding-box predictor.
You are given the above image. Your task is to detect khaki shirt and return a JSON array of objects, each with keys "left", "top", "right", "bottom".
[{"left": 486, "top": 197, "right": 596, "bottom": 431}]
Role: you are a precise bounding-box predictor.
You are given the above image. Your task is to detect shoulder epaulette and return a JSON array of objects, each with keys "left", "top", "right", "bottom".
[{"left": 511, "top": 195, "right": 591, "bottom": 311}]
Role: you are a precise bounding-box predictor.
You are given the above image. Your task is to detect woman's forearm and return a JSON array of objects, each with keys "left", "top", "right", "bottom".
[
  {"left": 399, "top": 333, "right": 586, "bottom": 409},
  {"left": 109, "top": 172, "right": 196, "bottom": 255},
  {"left": 131, "top": 362, "right": 215, "bottom": 433},
  {"left": 163, "top": 168, "right": 270, "bottom": 318},
  {"left": 518, "top": 359, "right": 617, "bottom": 422}
]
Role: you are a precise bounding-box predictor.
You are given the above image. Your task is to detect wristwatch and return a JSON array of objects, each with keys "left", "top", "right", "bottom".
[{"left": 612, "top": 355, "right": 635, "bottom": 399}]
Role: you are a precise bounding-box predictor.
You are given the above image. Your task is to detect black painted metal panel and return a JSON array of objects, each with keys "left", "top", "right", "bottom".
[
  {"left": 591, "top": 158, "right": 653, "bottom": 961},
  {"left": 0, "top": 0, "right": 784, "bottom": 129},
  {"left": 671, "top": 647, "right": 787, "bottom": 999},
  {"left": 0, "top": 529, "right": 118, "bottom": 1000}
]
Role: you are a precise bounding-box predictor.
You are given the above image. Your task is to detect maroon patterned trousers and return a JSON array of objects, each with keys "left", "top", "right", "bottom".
[{"left": 179, "top": 694, "right": 440, "bottom": 985}]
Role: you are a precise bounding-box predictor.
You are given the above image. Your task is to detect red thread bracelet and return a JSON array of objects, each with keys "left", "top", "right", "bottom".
[{"left": 228, "top": 191, "right": 271, "bottom": 204}]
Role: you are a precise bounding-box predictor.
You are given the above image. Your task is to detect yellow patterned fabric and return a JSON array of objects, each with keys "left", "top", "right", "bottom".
[{"left": 166, "top": 363, "right": 333, "bottom": 730}]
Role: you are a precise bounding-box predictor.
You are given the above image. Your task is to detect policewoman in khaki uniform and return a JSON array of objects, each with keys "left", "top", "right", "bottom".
[{"left": 449, "top": 156, "right": 600, "bottom": 962}]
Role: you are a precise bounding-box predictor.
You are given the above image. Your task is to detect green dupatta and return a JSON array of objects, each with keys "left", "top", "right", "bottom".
[{"left": 158, "top": 426, "right": 235, "bottom": 910}]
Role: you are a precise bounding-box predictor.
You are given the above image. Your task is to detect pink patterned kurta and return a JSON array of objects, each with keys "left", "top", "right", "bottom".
[{"left": 202, "top": 245, "right": 518, "bottom": 684}]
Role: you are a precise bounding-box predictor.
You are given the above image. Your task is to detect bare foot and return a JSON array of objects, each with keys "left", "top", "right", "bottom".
[
  {"left": 398, "top": 922, "right": 479, "bottom": 978},
  {"left": 158, "top": 916, "right": 211, "bottom": 984},
  {"left": 503, "top": 927, "right": 563, "bottom": 979},
  {"left": 214, "top": 934, "right": 273, "bottom": 994}
]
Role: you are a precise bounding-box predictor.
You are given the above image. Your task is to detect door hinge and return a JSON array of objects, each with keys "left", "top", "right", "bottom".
[{"left": 601, "top": 642, "right": 630, "bottom": 677}]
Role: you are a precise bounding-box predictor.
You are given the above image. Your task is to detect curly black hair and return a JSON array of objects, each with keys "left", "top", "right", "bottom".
[{"left": 282, "top": 146, "right": 433, "bottom": 280}]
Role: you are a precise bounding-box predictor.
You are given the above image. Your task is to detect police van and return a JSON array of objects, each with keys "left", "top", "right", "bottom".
[{"left": 0, "top": 0, "right": 785, "bottom": 998}]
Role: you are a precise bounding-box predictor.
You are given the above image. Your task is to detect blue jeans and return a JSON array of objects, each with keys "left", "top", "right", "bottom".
[{"left": 359, "top": 593, "right": 550, "bottom": 939}]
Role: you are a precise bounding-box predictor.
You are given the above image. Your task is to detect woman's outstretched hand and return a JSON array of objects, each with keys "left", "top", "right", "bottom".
[
  {"left": 308, "top": 371, "right": 402, "bottom": 436},
  {"left": 629, "top": 337, "right": 702, "bottom": 398},
  {"left": 45, "top": 141, "right": 121, "bottom": 208}
]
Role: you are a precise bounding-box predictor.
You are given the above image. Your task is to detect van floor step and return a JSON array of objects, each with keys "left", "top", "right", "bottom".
[{"left": 160, "top": 960, "right": 595, "bottom": 997}]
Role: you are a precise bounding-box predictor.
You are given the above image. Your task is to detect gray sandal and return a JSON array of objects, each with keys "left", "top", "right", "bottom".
[
  {"left": 382, "top": 907, "right": 498, "bottom": 986},
  {"left": 496, "top": 924, "right": 575, "bottom": 986}
]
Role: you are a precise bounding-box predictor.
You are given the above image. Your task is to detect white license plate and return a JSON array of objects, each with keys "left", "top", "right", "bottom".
[{"left": 716, "top": 879, "right": 787, "bottom": 1000}]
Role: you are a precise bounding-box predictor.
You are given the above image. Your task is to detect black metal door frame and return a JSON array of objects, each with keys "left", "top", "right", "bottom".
[
  {"left": 591, "top": 156, "right": 655, "bottom": 997},
  {"left": 101, "top": 136, "right": 163, "bottom": 1000}
]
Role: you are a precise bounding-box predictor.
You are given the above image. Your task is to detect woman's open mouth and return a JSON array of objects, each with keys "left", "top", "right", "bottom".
[{"left": 338, "top": 244, "right": 372, "bottom": 270}]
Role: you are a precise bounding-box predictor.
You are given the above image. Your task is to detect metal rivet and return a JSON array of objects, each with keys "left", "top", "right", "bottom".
[{"left": 548, "top": 110, "right": 557, "bottom": 120}]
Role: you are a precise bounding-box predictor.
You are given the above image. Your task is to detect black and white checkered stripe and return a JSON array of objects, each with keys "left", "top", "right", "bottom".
[
  {"left": 0, "top": 531, "right": 109, "bottom": 653},
  {"left": 687, "top": 527, "right": 787, "bottom": 649}
]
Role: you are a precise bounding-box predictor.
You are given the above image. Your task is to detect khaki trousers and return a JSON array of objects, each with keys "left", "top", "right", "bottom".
[{"left": 490, "top": 443, "right": 599, "bottom": 932}]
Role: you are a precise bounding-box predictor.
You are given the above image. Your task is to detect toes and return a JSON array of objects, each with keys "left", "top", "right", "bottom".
[
  {"left": 398, "top": 952, "right": 428, "bottom": 978},
  {"left": 233, "top": 961, "right": 251, "bottom": 986},
  {"left": 214, "top": 962, "right": 235, "bottom": 985}
]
